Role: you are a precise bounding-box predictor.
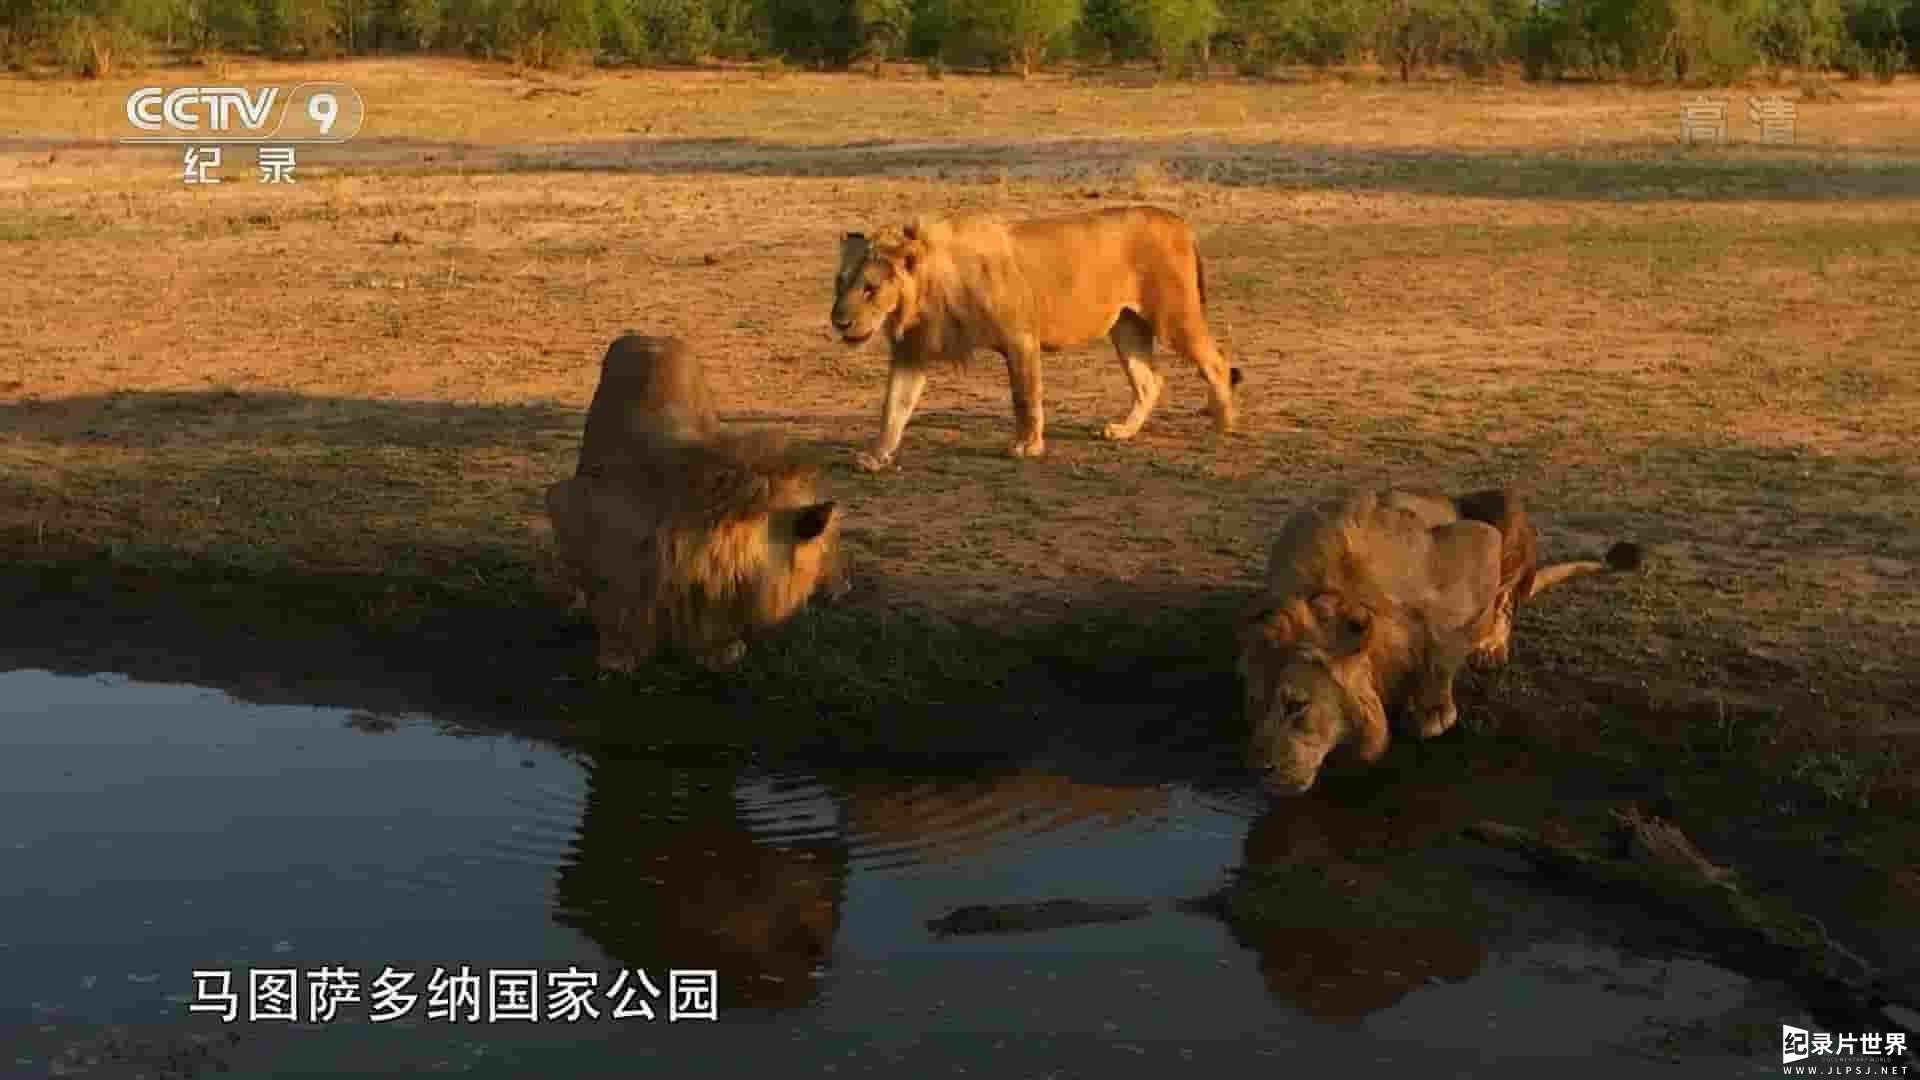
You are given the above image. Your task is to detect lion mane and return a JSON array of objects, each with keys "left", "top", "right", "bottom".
[
  {"left": 1236, "top": 488, "right": 1641, "bottom": 795},
  {"left": 546, "top": 334, "right": 845, "bottom": 672}
]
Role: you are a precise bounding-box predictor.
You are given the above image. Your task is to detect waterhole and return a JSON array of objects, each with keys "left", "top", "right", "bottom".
[{"left": 0, "top": 668, "right": 1801, "bottom": 1077}]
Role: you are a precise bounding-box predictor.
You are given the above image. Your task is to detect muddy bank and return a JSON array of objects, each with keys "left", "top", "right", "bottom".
[
  {"left": 4, "top": 545, "right": 1907, "bottom": 782},
  {"left": 0, "top": 550, "right": 1251, "bottom": 764},
  {"left": 3, "top": 548, "right": 1917, "bottom": 1016}
]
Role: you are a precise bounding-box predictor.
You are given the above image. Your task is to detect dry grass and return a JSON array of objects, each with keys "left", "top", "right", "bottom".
[
  {"left": 8, "top": 56, "right": 1920, "bottom": 152},
  {"left": 1, "top": 60, "right": 1916, "bottom": 817}
]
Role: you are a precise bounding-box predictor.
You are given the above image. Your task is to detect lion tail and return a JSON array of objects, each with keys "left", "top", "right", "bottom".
[
  {"left": 1524, "top": 541, "right": 1646, "bottom": 601},
  {"left": 1196, "top": 248, "right": 1245, "bottom": 388}
]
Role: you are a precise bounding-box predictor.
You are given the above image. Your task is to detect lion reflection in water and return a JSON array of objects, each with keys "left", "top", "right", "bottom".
[
  {"left": 1209, "top": 795, "right": 1494, "bottom": 1024},
  {"left": 552, "top": 754, "right": 848, "bottom": 1012},
  {"left": 551, "top": 759, "right": 1173, "bottom": 1011}
]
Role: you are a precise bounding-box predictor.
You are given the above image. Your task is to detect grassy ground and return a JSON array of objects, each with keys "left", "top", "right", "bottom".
[{"left": 3, "top": 57, "right": 1917, "bottom": 1014}]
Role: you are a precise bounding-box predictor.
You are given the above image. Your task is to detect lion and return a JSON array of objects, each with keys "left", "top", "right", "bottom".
[
  {"left": 1234, "top": 488, "right": 1642, "bottom": 797},
  {"left": 545, "top": 334, "right": 846, "bottom": 673},
  {"left": 829, "top": 205, "right": 1245, "bottom": 471},
  {"left": 574, "top": 332, "right": 719, "bottom": 476},
  {"left": 553, "top": 754, "right": 847, "bottom": 1012}
]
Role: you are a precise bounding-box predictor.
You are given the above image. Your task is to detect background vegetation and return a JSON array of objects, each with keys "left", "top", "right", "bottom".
[{"left": 1, "top": 0, "right": 1911, "bottom": 83}]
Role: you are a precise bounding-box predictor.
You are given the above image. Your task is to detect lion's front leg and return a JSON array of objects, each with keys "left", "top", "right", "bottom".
[
  {"left": 1397, "top": 619, "right": 1471, "bottom": 739},
  {"left": 1003, "top": 340, "right": 1046, "bottom": 459},
  {"left": 858, "top": 357, "right": 929, "bottom": 473}
]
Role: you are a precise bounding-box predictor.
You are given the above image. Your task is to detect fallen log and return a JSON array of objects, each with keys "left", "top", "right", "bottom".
[
  {"left": 1467, "top": 808, "right": 1916, "bottom": 1037},
  {"left": 925, "top": 898, "right": 1155, "bottom": 939}
]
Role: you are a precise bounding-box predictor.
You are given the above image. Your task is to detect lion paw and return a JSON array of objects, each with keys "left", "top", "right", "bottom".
[
  {"left": 854, "top": 449, "right": 893, "bottom": 473},
  {"left": 1406, "top": 701, "right": 1459, "bottom": 739},
  {"left": 1007, "top": 438, "right": 1047, "bottom": 459},
  {"left": 1099, "top": 422, "right": 1136, "bottom": 442},
  {"left": 1467, "top": 643, "right": 1509, "bottom": 670}
]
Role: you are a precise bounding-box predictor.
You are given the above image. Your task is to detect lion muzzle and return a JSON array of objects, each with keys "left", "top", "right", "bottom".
[
  {"left": 1252, "top": 754, "right": 1321, "bottom": 797},
  {"left": 1248, "top": 721, "right": 1329, "bottom": 798}
]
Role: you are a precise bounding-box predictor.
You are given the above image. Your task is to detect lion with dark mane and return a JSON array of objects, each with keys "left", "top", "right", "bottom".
[
  {"left": 545, "top": 334, "right": 845, "bottom": 673},
  {"left": 829, "top": 205, "right": 1244, "bottom": 471},
  {"left": 1235, "top": 487, "right": 1642, "bottom": 796}
]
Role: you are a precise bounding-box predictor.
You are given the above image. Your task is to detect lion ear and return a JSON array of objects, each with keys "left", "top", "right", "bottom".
[
  {"left": 791, "top": 501, "right": 837, "bottom": 544},
  {"left": 1328, "top": 603, "right": 1375, "bottom": 657},
  {"left": 1305, "top": 592, "right": 1372, "bottom": 656}
]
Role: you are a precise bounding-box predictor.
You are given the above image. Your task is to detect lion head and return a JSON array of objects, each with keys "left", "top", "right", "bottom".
[
  {"left": 1235, "top": 591, "right": 1394, "bottom": 797},
  {"left": 830, "top": 224, "right": 929, "bottom": 346},
  {"left": 662, "top": 440, "right": 842, "bottom": 632},
  {"left": 548, "top": 433, "right": 842, "bottom": 673}
]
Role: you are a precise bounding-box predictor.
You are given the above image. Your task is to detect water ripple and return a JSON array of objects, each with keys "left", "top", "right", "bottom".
[{"left": 463, "top": 759, "right": 1257, "bottom": 884}]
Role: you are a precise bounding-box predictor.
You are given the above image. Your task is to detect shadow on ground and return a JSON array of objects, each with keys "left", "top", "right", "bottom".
[
  {"left": 352, "top": 136, "right": 1920, "bottom": 202},
  {"left": 20, "top": 135, "right": 1920, "bottom": 201},
  {"left": 0, "top": 389, "right": 580, "bottom": 452},
  {"left": 0, "top": 551, "right": 1253, "bottom": 774}
]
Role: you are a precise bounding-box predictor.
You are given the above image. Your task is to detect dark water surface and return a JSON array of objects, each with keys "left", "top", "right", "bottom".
[{"left": 1, "top": 668, "right": 1799, "bottom": 1078}]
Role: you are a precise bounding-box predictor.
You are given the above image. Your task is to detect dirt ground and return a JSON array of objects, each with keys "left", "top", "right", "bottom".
[{"left": 2, "top": 58, "right": 1917, "bottom": 1029}]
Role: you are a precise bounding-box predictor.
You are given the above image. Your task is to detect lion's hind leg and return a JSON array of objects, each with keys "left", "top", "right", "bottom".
[
  {"left": 1158, "top": 310, "right": 1238, "bottom": 436},
  {"left": 1452, "top": 488, "right": 1536, "bottom": 669},
  {"left": 1101, "top": 311, "right": 1163, "bottom": 442},
  {"left": 1466, "top": 589, "right": 1518, "bottom": 669}
]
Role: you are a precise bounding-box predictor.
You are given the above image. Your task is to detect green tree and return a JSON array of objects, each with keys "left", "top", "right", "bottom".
[
  {"left": 704, "top": 0, "right": 762, "bottom": 54},
  {"left": 1756, "top": 0, "right": 1844, "bottom": 65},
  {"left": 172, "top": 0, "right": 256, "bottom": 50},
  {"left": 439, "top": 0, "right": 509, "bottom": 54},
  {"left": 1517, "top": 0, "right": 1621, "bottom": 79},
  {"left": 1835, "top": 0, "right": 1908, "bottom": 76},
  {"left": 976, "top": 0, "right": 1079, "bottom": 74},
  {"left": 18, "top": 0, "right": 172, "bottom": 73},
  {"left": 499, "top": 0, "right": 596, "bottom": 65},
  {"left": 255, "top": 0, "right": 340, "bottom": 53},
  {"left": 762, "top": 0, "right": 875, "bottom": 64},
  {"left": 913, "top": 0, "right": 1017, "bottom": 61},
  {"left": 1587, "top": 0, "right": 1770, "bottom": 81},
  {"left": 1127, "top": 0, "right": 1218, "bottom": 70},
  {"left": 629, "top": 0, "right": 714, "bottom": 60},
  {"left": 1222, "top": 0, "right": 1369, "bottom": 71},
  {"left": 1074, "top": 0, "right": 1153, "bottom": 60},
  {"left": 1373, "top": 0, "right": 1502, "bottom": 80}
]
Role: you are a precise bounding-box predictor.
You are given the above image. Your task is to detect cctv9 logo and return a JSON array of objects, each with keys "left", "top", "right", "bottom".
[{"left": 122, "top": 82, "right": 366, "bottom": 144}]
